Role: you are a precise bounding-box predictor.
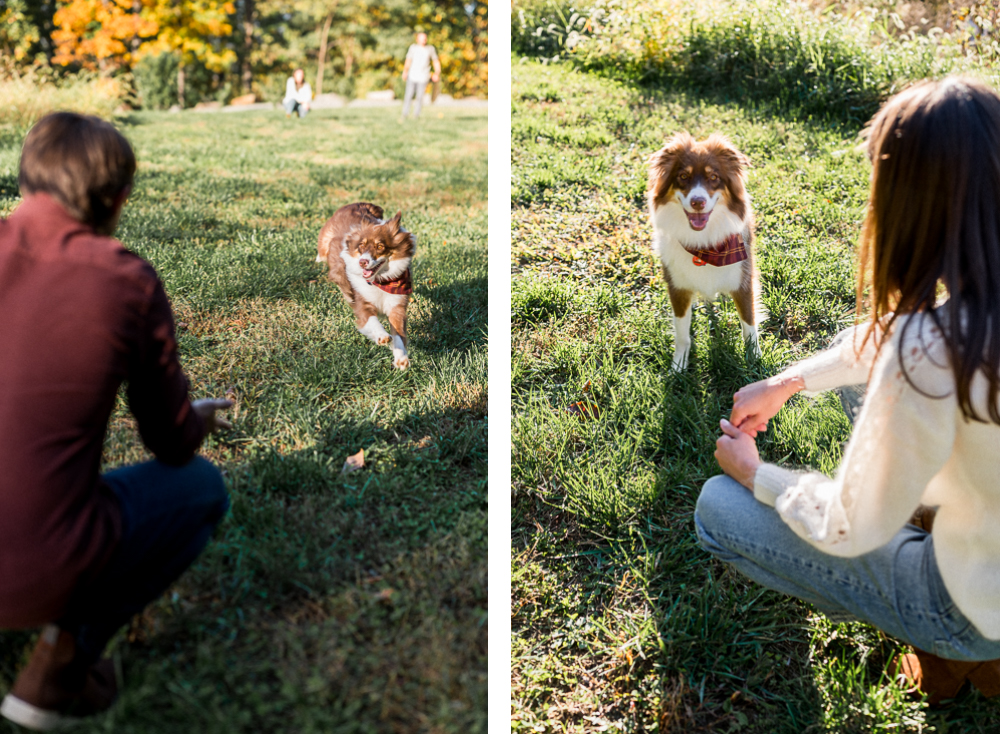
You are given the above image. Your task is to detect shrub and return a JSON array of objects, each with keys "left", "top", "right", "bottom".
[
  {"left": 134, "top": 52, "right": 230, "bottom": 109},
  {"left": 0, "top": 69, "right": 126, "bottom": 143},
  {"left": 134, "top": 52, "right": 179, "bottom": 110},
  {"left": 513, "top": 0, "right": 979, "bottom": 125},
  {"left": 513, "top": 0, "right": 595, "bottom": 60}
]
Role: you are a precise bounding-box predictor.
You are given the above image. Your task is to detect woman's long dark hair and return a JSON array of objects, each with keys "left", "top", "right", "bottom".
[{"left": 860, "top": 76, "right": 1000, "bottom": 424}]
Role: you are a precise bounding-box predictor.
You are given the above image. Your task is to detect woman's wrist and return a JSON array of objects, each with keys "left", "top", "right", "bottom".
[
  {"left": 742, "top": 459, "right": 762, "bottom": 491},
  {"left": 770, "top": 373, "right": 806, "bottom": 399}
]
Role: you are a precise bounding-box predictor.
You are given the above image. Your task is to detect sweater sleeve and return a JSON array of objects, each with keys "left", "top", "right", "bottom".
[
  {"left": 126, "top": 277, "right": 205, "bottom": 465},
  {"left": 753, "top": 315, "right": 956, "bottom": 557},
  {"left": 780, "top": 324, "right": 879, "bottom": 394}
]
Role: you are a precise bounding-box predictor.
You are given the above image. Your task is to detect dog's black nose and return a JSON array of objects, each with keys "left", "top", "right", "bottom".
[{"left": 690, "top": 197, "right": 706, "bottom": 211}]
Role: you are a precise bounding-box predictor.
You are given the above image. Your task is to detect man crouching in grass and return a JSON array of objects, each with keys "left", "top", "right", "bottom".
[{"left": 0, "top": 112, "right": 233, "bottom": 730}]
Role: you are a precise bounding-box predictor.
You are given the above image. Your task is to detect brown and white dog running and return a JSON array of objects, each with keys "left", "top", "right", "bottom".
[
  {"left": 316, "top": 202, "right": 416, "bottom": 369},
  {"left": 648, "top": 132, "right": 762, "bottom": 370}
]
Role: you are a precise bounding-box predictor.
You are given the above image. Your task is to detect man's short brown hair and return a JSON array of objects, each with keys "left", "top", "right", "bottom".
[{"left": 19, "top": 112, "right": 136, "bottom": 229}]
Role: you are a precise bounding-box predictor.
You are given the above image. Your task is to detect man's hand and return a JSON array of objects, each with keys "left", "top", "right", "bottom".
[
  {"left": 402, "top": 70, "right": 408, "bottom": 81},
  {"left": 191, "top": 398, "right": 233, "bottom": 433},
  {"left": 715, "top": 419, "right": 761, "bottom": 490},
  {"left": 432, "top": 72, "right": 440, "bottom": 83},
  {"left": 730, "top": 374, "right": 805, "bottom": 436}
]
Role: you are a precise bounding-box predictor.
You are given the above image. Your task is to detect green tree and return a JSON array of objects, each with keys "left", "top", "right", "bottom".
[{"left": 138, "top": 0, "right": 237, "bottom": 106}]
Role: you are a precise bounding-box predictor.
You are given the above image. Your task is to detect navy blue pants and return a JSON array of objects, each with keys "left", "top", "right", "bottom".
[{"left": 58, "top": 456, "right": 229, "bottom": 664}]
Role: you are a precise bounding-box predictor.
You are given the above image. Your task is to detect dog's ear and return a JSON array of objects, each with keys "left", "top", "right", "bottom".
[
  {"left": 391, "top": 227, "right": 415, "bottom": 254},
  {"left": 704, "top": 134, "right": 750, "bottom": 174},
  {"left": 648, "top": 132, "right": 692, "bottom": 207},
  {"left": 387, "top": 210, "right": 403, "bottom": 229}
]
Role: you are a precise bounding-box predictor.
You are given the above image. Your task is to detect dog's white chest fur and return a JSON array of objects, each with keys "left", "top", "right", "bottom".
[
  {"left": 341, "top": 249, "right": 409, "bottom": 315},
  {"left": 345, "top": 270, "right": 408, "bottom": 313},
  {"left": 651, "top": 200, "right": 751, "bottom": 298},
  {"left": 650, "top": 197, "right": 759, "bottom": 371}
]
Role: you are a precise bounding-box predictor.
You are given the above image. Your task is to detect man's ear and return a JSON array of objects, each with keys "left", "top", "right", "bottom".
[
  {"left": 96, "top": 185, "right": 131, "bottom": 236},
  {"left": 111, "top": 185, "right": 132, "bottom": 219},
  {"left": 113, "top": 185, "right": 131, "bottom": 212}
]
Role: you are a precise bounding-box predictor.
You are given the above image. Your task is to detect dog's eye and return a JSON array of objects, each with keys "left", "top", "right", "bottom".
[
  {"left": 678, "top": 171, "right": 690, "bottom": 181},
  {"left": 709, "top": 173, "right": 720, "bottom": 184}
]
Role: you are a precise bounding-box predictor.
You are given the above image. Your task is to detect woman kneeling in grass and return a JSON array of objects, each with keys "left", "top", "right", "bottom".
[{"left": 700, "top": 76, "right": 1000, "bottom": 704}]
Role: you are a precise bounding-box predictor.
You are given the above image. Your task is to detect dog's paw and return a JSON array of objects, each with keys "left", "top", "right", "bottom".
[
  {"left": 670, "top": 348, "right": 690, "bottom": 372},
  {"left": 393, "top": 356, "right": 410, "bottom": 370},
  {"left": 377, "top": 335, "right": 392, "bottom": 346}
]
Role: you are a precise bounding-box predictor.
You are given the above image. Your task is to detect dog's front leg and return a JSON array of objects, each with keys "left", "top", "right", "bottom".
[
  {"left": 740, "top": 321, "right": 761, "bottom": 357},
  {"left": 732, "top": 283, "right": 762, "bottom": 359},
  {"left": 387, "top": 304, "right": 410, "bottom": 370},
  {"left": 355, "top": 302, "right": 391, "bottom": 345},
  {"left": 666, "top": 282, "right": 694, "bottom": 371}
]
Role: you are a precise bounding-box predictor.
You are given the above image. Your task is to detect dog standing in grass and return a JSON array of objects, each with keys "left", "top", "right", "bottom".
[
  {"left": 316, "top": 202, "right": 416, "bottom": 369},
  {"left": 648, "top": 132, "right": 763, "bottom": 370}
]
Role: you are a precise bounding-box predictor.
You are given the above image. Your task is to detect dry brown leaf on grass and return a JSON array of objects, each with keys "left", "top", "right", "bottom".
[
  {"left": 342, "top": 448, "right": 365, "bottom": 473},
  {"left": 567, "top": 401, "right": 600, "bottom": 420},
  {"left": 374, "top": 588, "right": 395, "bottom": 604}
]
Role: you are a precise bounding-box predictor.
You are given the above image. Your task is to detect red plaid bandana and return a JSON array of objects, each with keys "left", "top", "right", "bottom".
[
  {"left": 371, "top": 268, "right": 413, "bottom": 295},
  {"left": 683, "top": 233, "right": 748, "bottom": 267}
]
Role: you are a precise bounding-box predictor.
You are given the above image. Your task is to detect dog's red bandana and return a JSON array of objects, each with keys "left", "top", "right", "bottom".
[
  {"left": 370, "top": 268, "right": 413, "bottom": 295},
  {"left": 683, "top": 234, "right": 748, "bottom": 267}
]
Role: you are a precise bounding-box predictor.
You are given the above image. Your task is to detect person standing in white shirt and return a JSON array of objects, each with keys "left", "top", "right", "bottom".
[
  {"left": 283, "top": 68, "right": 312, "bottom": 119},
  {"left": 701, "top": 76, "right": 1000, "bottom": 704},
  {"left": 400, "top": 32, "right": 440, "bottom": 121}
]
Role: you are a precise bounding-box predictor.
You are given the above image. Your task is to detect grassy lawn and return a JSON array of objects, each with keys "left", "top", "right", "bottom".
[
  {"left": 0, "top": 104, "right": 487, "bottom": 733},
  {"left": 510, "top": 60, "right": 1000, "bottom": 733}
]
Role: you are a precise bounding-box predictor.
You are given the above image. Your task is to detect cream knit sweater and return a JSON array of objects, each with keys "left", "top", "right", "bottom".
[{"left": 753, "top": 313, "right": 1000, "bottom": 639}]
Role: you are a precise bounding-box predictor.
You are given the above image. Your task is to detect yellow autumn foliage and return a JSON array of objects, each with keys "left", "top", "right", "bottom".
[
  {"left": 52, "top": 0, "right": 157, "bottom": 70},
  {"left": 52, "top": 0, "right": 235, "bottom": 73}
]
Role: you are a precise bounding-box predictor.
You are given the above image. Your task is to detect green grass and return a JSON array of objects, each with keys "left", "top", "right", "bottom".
[
  {"left": 0, "top": 105, "right": 487, "bottom": 733},
  {"left": 510, "top": 60, "right": 1000, "bottom": 732}
]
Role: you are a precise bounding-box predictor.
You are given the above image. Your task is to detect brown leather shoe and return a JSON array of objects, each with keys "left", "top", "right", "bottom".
[
  {"left": 891, "top": 648, "right": 978, "bottom": 705},
  {"left": 909, "top": 505, "right": 938, "bottom": 533},
  {"left": 0, "top": 625, "right": 118, "bottom": 730},
  {"left": 967, "top": 658, "right": 1000, "bottom": 698}
]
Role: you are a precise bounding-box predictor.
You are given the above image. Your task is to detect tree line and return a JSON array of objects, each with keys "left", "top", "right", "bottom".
[{"left": 0, "top": 0, "right": 487, "bottom": 108}]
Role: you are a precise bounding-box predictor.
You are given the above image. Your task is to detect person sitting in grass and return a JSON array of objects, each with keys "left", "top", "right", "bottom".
[
  {"left": 699, "top": 76, "right": 1000, "bottom": 705},
  {"left": 0, "top": 112, "right": 233, "bottom": 730},
  {"left": 283, "top": 68, "right": 312, "bottom": 118}
]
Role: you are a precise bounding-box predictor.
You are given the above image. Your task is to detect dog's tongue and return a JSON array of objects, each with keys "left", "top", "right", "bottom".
[
  {"left": 363, "top": 268, "right": 375, "bottom": 279},
  {"left": 686, "top": 211, "right": 710, "bottom": 231}
]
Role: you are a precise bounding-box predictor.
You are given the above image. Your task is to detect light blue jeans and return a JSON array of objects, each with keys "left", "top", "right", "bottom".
[
  {"left": 283, "top": 98, "right": 309, "bottom": 118},
  {"left": 695, "top": 474, "right": 1000, "bottom": 661},
  {"left": 401, "top": 80, "right": 428, "bottom": 119}
]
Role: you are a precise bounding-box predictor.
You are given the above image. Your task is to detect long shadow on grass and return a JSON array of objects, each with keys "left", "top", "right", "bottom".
[
  {"left": 0, "top": 402, "right": 487, "bottom": 731},
  {"left": 416, "top": 276, "right": 487, "bottom": 353},
  {"left": 647, "top": 327, "right": 829, "bottom": 730}
]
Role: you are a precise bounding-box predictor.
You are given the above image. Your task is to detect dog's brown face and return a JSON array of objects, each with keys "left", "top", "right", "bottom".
[
  {"left": 648, "top": 133, "right": 749, "bottom": 230},
  {"left": 344, "top": 211, "right": 415, "bottom": 280}
]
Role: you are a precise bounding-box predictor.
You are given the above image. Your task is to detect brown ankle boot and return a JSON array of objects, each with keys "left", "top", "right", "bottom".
[
  {"left": 891, "top": 648, "right": 979, "bottom": 705},
  {"left": 0, "top": 625, "right": 118, "bottom": 731},
  {"left": 909, "top": 505, "right": 938, "bottom": 533},
  {"left": 966, "top": 659, "right": 1000, "bottom": 698}
]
